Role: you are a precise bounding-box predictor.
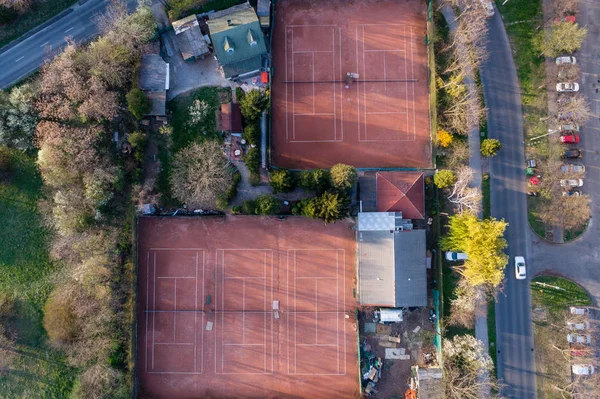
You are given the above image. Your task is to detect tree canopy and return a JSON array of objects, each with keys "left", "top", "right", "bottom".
[
  {"left": 534, "top": 21, "right": 587, "bottom": 57},
  {"left": 480, "top": 138, "right": 502, "bottom": 157},
  {"left": 269, "top": 168, "right": 295, "bottom": 193},
  {"left": 329, "top": 163, "right": 357, "bottom": 191},
  {"left": 239, "top": 89, "right": 268, "bottom": 121},
  {"left": 441, "top": 213, "right": 508, "bottom": 288},
  {"left": 434, "top": 169, "right": 457, "bottom": 188}
]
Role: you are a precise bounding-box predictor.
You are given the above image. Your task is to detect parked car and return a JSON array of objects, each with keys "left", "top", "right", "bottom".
[
  {"left": 567, "top": 334, "right": 592, "bottom": 344},
  {"left": 562, "top": 149, "right": 583, "bottom": 159},
  {"left": 571, "top": 346, "right": 592, "bottom": 357},
  {"left": 560, "top": 123, "right": 580, "bottom": 132},
  {"left": 514, "top": 256, "right": 526, "bottom": 280},
  {"left": 557, "top": 82, "right": 580, "bottom": 92},
  {"left": 554, "top": 15, "right": 577, "bottom": 23},
  {"left": 567, "top": 321, "right": 590, "bottom": 331},
  {"left": 562, "top": 190, "right": 581, "bottom": 197},
  {"left": 560, "top": 134, "right": 580, "bottom": 144},
  {"left": 570, "top": 307, "right": 589, "bottom": 315},
  {"left": 561, "top": 164, "right": 585, "bottom": 173},
  {"left": 556, "top": 56, "right": 577, "bottom": 65},
  {"left": 572, "top": 364, "right": 595, "bottom": 375},
  {"left": 445, "top": 252, "right": 468, "bottom": 261},
  {"left": 560, "top": 179, "right": 584, "bottom": 188}
]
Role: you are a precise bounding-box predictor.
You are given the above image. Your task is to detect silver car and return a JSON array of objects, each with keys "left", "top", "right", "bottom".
[
  {"left": 556, "top": 56, "right": 576, "bottom": 65},
  {"left": 557, "top": 82, "right": 580, "bottom": 92}
]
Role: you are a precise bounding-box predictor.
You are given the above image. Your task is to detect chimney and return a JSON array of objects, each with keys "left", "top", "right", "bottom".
[{"left": 227, "top": 19, "right": 232, "bottom": 26}]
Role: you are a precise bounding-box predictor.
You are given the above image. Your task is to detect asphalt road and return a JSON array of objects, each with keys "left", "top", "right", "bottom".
[
  {"left": 480, "top": 11, "right": 537, "bottom": 399},
  {"left": 0, "top": 0, "right": 138, "bottom": 89}
]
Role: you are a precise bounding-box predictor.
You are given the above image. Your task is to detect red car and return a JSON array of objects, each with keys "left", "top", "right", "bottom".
[{"left": 560, "top": 134, "right": 580, "bottom": 144}]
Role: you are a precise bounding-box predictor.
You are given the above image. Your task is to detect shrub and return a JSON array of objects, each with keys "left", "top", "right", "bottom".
[
  {"left": 316, "top": 191, "right": 348, "bottom": 224},
  {"left": 243, "top": 122, "right": 261, "bottom": 146},
  {"left": 128, "top": 131, "right": 147, "bottom": 149},
  {"left": 434, "top": 169, "right": 457, "bottom": 188},
  {"left": 43, "top": 289, "right": 78, "bottom": 345},
  {"left": 480, "top": 138, "right": 501, "bottom": 157},
  {"left": 216, "top": 194, "right": 228, "bottom": 211},
  {"left": 329, "top": 164, "right": 357, "bottom": 191},
  {"left": 242, "top": 200, "right": 256, "bottom": 215},
  {"left": 298, "top": 169, "right": 330, "bottom": 193},
  {"left": 232, "top": 205, "right": 242, "bottom": 214},
  {"left": 255, "top": 195, "right": 279, "bottom": 215},
  {"left": 437, "top": 129, "right": 453, "bottom": 148},
  {"left": 239, "top": 89, "right": 268, "bottom": 121},
  {"left": 300, "top": 197, "right": 319, "bottom": 218},
  {"left": 233, "top": 171, "right": 242, "bottom": 185},
  {"left": 0, "top": 145, "right": 12, "bottom": 173},
  {"left": 243, "top": 147, "right": 261, "bottom": 174},
  {"left": 270, "top": 168, "right": 295, "bottom": 193},
  {"left": 126, "top": 88, "right": 151, "bottom": 120},
  {"left": 159, "top": 125, "right": 173, "bottom": 135}
]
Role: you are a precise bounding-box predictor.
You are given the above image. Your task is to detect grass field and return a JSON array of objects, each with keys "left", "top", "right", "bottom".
[
  {"left": 0, "top": 0, "right": 77, "bottom": 48},
  {"left": 0, "top": 149, "right": 74, "bottom": 397},
  {"left": 531, "top": 276, "right": 592, "bottom": 398},
  {"left": 157, "top": 87, "right": 230, "bottom": 205}
]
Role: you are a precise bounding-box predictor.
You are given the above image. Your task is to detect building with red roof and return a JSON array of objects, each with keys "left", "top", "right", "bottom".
[{"left": 376, "top": 171, "right": 425, "bottom": 219}]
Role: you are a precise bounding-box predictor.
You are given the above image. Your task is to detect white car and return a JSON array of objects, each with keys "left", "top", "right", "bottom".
[
  {"left": 561, "top": 164, "right": 585, "bottom": 173},
  {"left": 570, "top": 307, "right": 588, "bottom": 315},
  {"left": 556, "top": 56, "right": 576, "bottom": 65},
  {"left": 572, "top": 364, "right": 595, "bottom": 375},
  {"left": 567, "top": 321, "right": 590, "bottom": 331},
  {"left": 560, "top": 179, "right": 584, "bottom": 188},
  {"left": 557, "top": 82, "right": 580, "bottom": 92},
  {"left": 560, "top": 123, "right": 580, "bottom": 132},
  {"left": 514, "top": 256, "right": 526, "bottom": 280},
  {"left": 567, "top": 334, "right": 592, "bottom": 344},
  {"left": 446, "top": 252, "right": 468, "bottom": 262}
]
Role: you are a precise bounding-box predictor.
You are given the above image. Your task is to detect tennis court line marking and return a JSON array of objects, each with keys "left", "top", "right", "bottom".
[
  {"left": 411, "top": 25, "right": 416, "bottom": 141},
  {"left": 145, "top": 252, "right": 150, "bottom": 372},
  {"left": 285, "top": 26, "right": 289, "bottom": 141}
]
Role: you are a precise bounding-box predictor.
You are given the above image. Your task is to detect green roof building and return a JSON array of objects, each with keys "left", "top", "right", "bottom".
[{"left": 206, "top": 2, "right": 267, "bottom": 79}]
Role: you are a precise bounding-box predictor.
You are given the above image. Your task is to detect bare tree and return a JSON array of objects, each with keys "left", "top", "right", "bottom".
[
  {"left": 552, "top": 0, "right": 579, "bottom": 17},
  {"left": 169, "top": 141, "right": 234, "bottom": 209},
  {"left": 447, "top": 166, "right": 482, "bottom": 214},
  {"left": 446, "top": 278, "right": 486, "bottom": 329},
  {"left": 557, "top": 95, "right": 594, "bottom": 126}
]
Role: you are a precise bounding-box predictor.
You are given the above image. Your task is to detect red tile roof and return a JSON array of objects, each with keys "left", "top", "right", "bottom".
[
  {"left": 376, "top": 172, "right": 425, "bottom": 219},
  {"left": 220, "top": 102, "right": 243, "bottom": 133}
]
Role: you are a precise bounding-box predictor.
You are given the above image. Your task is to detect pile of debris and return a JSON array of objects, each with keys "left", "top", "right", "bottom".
[{"left": 360, "top": 342, "right": 383, "bottom": 396}]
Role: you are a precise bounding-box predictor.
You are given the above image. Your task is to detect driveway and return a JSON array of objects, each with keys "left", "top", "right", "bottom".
[
  {"left": 480, "top": 8, "right": 537, "bottom": 399},
  {"left": 530, "top": 0, "right": 600, "bottom": 305}
]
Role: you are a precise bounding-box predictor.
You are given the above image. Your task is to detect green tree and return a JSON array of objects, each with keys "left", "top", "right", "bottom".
[
  {"left": 316, "top": 191, "right": 348, "bottom": 224},
  {"left": 329, "top": 163, "right": 357, "bottom": 192},
  {"left": 441, "top": 213, "right": 508, "bottom": 288},
  {"left": 434, "top": 169, "right": 457, "bottom": 188},
  {"left": 534, "top": 21, "right": 587, "bottom": 57},
  {"left": 299, "top": 169, "right": 330, "bottom": 193},
  {"left": 270, "top": 169, "right": 295, "bottom": 193},
  {"left": 126, "top": 88, "right": 151, "bottom": 120},
  {"left": 239, "top": 89, "right": 268, "bottom": 121},
  {"left": 0, "top": 83, "right": 38, "bottom": 150},
  {"left": 128, "top": 131, "right": 147, "bottom": 149},
  {"left": 480, "top": 138, "right": 501, "bottom": 157},
  {"left": 300, "top": 197, "right": 319, "bottom": 218},
  {"left": 243, "top": 122, "right": 261, "bottom": 145},
  {"left": 255, "top": 195, "right": 279, "bottom": 215},
  {"left": 216, "top": 194, "right": 228, "bottom": 211},
  {"left": 242, "top": 200, "right": 256, "bottom": 214}
]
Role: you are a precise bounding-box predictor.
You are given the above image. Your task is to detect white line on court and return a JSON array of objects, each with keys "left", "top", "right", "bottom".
[
  {"left": 285, "top": 26, "right": 289, "bottom": 141},
  {"left": 411, "top": 26, "right": 416, "bottom": 140},
  {"left": 152, "top": 252, "right": 156, "bottom": 370},
  {"left": 145, "top": 252, "right": 149, "bottom": 372}
]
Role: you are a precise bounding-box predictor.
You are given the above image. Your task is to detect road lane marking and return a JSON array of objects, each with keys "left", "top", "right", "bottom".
[
  {"left": 15, "top": 56, "right": 24, "bottom": 63},
  {"left": 64, "top": 27, "right": 73, "bottom": 33},
  {"left": 40, "top": 41, "right": 49, "bottom": 47}
]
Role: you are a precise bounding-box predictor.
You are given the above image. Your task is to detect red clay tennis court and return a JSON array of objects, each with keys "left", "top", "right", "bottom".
[
  {"left": 271, "top": 0, "right": 431, "bottom": 169},
  {"left": 137, "top": 216, "right": 359, "bottom": 398}
]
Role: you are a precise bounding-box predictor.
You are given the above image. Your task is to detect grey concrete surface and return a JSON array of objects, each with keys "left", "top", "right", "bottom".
[
  {"left": 0, "top": 0, "right": 139, "bottom": 89},
  {"left": 480, "top": 9, "right": 537, "bottom": 399}
]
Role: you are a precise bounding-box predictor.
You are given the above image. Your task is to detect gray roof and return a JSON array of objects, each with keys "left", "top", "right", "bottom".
[
  {"left": 358, "top": 212, "right": 427, "bottom": 307},
  {"left": 206, "top": 2, "right": 267, "bottom": 78},
  {"left": 173, "top": 15, "right": 210, "bottom": 60},
  {"left": 139, "top": 55, "right": 169, "bottom": 92}
]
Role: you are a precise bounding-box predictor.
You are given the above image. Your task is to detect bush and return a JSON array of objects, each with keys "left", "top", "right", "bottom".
[
  {"left": 126, "top": 88, "right": 151, "bottom": 120},
  {"left": 329, "top": 164, "right": 357, "bottom": 191},
  {"left": 242, "top": 200, "right": 256, "bottom": 215},
  {"left": 225, "top": 185, "right": 237, "bottom": 201},
  {"left": 239, "top": 89, "right": 268, "bottom": 121},
  {"left": 437, "top": 129, "right": 453, "bottom": 148},
  {"left": 300, "top": 198, "right": 319, "bottom": 218},
  {"left": 243, "top": 147, "right": 261, "bottom": 174},
  {"left": 232, "top": 205, "right": 242, "bottom": 214},
  {"left": 159, "top": 125, "right": 173, "bottom": 135},
  {"left": 480, "top": 138, "right": 502, "bottom": 157},
  {"left": 255, "top": 195, "right": 279, "bottom": 215},
  {"left": 243, "top": 122, "right": 261, "bottom": 146},
  {"left": 298, "top": 169, "right": 330, "bottom": 193},
  {"left": 43, "top": 289, "right": 78, "bottom": 345},
  {"left": 316, "top": 191, "right": 348, "bottom": 224},
  {"left": 434, "top": 169, "right": 457, "bottom": 188},
  {"left": 0, "top": 145, "right": 12, "bottom": 173},
  {"left": 216, "top": 194, "right": 228, "bottom": 211},
  {"left": 128, "top": 131, "right": 147, "bottom": 149},
  {"left": 270, "top": 168, "right": 295, "bottom": 193}
]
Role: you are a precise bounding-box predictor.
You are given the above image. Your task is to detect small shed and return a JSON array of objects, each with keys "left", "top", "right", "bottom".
[
  {"left": 220, "top": 102, "right": 243, "bottom": 134},
  {"left": 173, "top": 15, "right": 210, "bottom": 61},
  {"left": 139, "top": 54, "right": 170, "bottom": 116},
  {"left": 378, "top": 308, "right": 403, "bottom": 323},
  {"left": 256, "top": 0, "right": 271, "bottom": 28}
]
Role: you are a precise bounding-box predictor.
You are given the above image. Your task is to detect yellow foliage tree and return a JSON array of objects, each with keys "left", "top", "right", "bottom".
[
  {"left": 441, "top": 213, "right": 508, "bottom": 288},
  {"left": 437, "top": 129, "right": 453, "bottom": 148}
]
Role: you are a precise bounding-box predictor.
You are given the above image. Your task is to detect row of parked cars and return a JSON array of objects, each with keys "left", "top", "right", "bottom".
[{"left": 568, "top": 307, "right": 595, "bottom": 376}]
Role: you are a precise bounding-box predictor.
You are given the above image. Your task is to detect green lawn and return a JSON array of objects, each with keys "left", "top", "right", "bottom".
[
  {"left": 0, "top": 149, "right": 74, "bottom": 397},
  {"left": 531, "top": 275, "right": 592, "bottom": 309},
  {"left": 482, "top": 173, "right": 491, "bottom": 219},
  {"left": 487, "top": 297, "right": 497, "bottom": 368},
  {"left": 0, "top": 0, "right": 78, "bottom": 48},
  {"left": 157, "top": 87, "right": 230, "bottom": 205}
]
